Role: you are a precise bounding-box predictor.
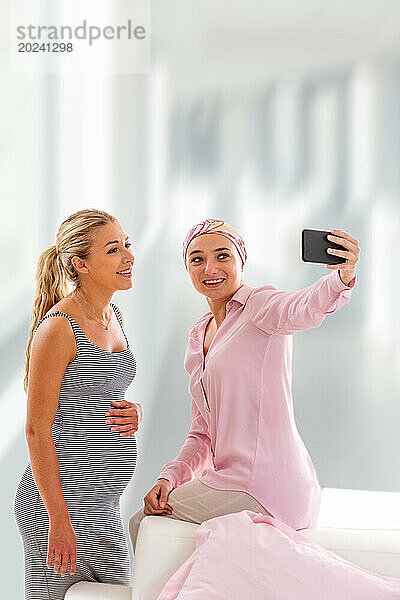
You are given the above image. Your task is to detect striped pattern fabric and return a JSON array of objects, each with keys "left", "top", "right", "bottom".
[{"left": 14, "top": 303, "right": 137, "bottom": 599}]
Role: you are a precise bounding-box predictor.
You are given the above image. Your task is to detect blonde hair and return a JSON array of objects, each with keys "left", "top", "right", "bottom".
[{"left": 24, "top": 208, "right": 116, "bottom": 392}]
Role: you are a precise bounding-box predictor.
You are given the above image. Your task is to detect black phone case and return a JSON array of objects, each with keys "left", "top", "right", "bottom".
[{"left": 302, "top": 229, "right": 346, "bottom": 265}]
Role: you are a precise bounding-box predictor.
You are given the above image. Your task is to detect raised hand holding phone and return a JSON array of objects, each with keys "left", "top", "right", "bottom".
[
  {"left": 302, "top": 228, "right": 360, "bottom": 286},
  {"left": 325, "top": 229, "right": 359, "bottom": 285}
]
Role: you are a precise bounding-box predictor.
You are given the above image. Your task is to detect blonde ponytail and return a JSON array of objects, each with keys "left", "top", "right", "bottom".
[{"left": 24, "top": 245, "right": 68, "bottom": 392}]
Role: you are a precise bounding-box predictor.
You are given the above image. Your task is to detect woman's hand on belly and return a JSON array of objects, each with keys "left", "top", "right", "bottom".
[{"left": 105, "top": 399, "right": 143, "bottom": 437}]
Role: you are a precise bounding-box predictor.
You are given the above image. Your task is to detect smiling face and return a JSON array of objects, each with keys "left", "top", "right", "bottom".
[
  {"left": 186, "top": 233, "right": 243, "bottom": 301},
  {"left": 72, "top": 221, "right": 135, "bottom": 292}
]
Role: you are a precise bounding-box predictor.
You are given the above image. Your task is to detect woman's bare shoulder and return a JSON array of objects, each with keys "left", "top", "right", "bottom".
[{"left": 32, "top": 304, "right": 77, "bottom": 362}]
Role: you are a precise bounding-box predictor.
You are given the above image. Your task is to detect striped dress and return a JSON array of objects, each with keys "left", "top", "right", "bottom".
[{"left": 14, "top": 303, "right": 137, "bottom": 600}]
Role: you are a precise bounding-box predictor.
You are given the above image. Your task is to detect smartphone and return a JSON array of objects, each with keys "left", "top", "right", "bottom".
[{"left": 301, "top": 228, "right": 346, "bottom": 265}]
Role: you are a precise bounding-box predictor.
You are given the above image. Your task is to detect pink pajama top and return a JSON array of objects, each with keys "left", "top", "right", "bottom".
[{"left": 159, "top": 270, "right": 356, "bottom": 530}]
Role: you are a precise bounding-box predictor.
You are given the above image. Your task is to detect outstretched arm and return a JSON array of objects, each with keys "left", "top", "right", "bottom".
[{"left": 248, "top": 229, "right": 359, "bottom": 336}]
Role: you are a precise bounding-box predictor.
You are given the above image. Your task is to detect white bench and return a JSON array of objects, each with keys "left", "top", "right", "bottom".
[{"left": 65, "top": 487, "right": 400, "bottom": 600}]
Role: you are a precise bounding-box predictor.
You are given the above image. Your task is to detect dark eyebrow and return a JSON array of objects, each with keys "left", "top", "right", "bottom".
[
  {"left": 188, "top": 247, "right": 230, "bottom": 257},
  {"left": 104, "top": 236, "right": 130, "bottom": 248}
]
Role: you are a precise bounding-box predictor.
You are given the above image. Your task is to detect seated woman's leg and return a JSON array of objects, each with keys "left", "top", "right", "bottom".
[
  {"left": 129, "top": 479, "right": 272, "bottom": 551},
  {"left": 165, "top": 480, "right": 273, "bottom": 523}
]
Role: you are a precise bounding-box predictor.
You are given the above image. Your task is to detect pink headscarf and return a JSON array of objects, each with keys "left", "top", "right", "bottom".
[{"left": 183, "top": 219, "right": 247, "bottom": 269}]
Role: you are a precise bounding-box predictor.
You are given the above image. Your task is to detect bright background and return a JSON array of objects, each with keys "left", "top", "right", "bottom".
[{"left": 2, "top": 1, "right": 400, "bottom": 597}]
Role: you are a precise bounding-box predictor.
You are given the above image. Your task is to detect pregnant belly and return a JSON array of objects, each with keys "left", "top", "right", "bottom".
[{"left": 56, "top": 421, "right": 138, "bottom": 501}]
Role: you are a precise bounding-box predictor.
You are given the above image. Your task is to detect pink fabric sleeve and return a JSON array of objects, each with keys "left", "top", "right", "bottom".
[
  {"left": 158, "top": 401, "right": 214, "bottom": 489},
  {"left": 248, "top": 270, "right": 356, "bottom": 335}
]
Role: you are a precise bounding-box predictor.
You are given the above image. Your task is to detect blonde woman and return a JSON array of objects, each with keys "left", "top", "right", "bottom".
[{"left": 14, "top": 209, "right": 142, "bottom": 599}]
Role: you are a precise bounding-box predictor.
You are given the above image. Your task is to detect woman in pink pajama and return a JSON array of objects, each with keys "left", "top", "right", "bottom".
[{"left": 130, "top": 219, "right": 359, "bottom": 548}]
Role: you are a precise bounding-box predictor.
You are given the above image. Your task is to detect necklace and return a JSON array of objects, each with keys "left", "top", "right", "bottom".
[{"left": 72, "top": 292, "right": 112, "bottom": 330}]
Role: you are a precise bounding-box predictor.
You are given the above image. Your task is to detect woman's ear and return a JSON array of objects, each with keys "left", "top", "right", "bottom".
[{"left": 71, "top": 256, "right": 89, "bottom": 275}]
